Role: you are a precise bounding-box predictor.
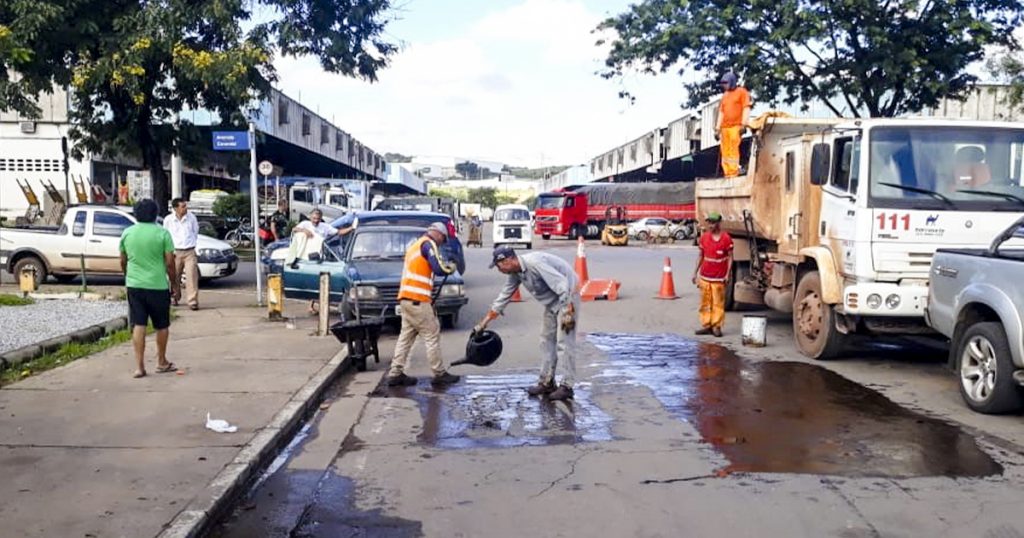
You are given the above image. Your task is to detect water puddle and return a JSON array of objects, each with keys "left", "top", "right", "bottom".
[
  {"left": 588, "top": 333, "right": 1002, "bottom": 478},
  {"left": 372, "top": 372, "right": 613, "bottom": 448}
]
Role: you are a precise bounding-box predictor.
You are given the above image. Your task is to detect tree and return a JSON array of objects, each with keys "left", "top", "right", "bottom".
[
  {"left": 598, "top": 0, "right": 1024, "bottom": 117},
  {"left": 1, "top": 0, "right": 396, "bottom": 210},
  {"left": 988, "top": 50, "right": 1024, "bottom": 106},
  {"left": 455, "top": 161, "right": 481, "bottom": 179},
  {"left": 213, "top": 193, "right": 252, "bottom": 221},
  {"left": 466, "top": 187, "right": 498, "bottom": 208}
]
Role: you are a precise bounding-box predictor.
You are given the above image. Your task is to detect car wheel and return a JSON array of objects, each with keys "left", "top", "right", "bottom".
[
  {"left": 13, "top": 256, "right": 47, "bottom": 289},
  {"left": 793, "top": 270, "right": 845, "bottom": 360},
  {"left": 673, "top": 229, "right": 687, "bottom": 241},
  {"left": 442, "top": 312, "right": 459, "bottom": 329},
  {"left": 542, "top": 234, "right": 551, "bottom": 240},
  {"left": 957, "top": 322, "right": 1023, "bottom": 414},
  {"left": 636, "top": 231, "right": 649, "bottom": 242}
]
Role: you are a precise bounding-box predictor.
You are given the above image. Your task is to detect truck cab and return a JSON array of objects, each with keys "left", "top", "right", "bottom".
[
  {"left": 289, "top": 182, "right": 350, "bottom": 222},
  {"left": 534, "top": 191, "right": 586, "bottom": 240}
]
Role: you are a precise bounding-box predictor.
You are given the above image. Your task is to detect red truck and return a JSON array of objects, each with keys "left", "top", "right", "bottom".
[{"left": 533, "top": 182, "right": 696, "bottom": 240}]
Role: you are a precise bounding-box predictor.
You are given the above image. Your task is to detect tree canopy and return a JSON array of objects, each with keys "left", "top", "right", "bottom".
[
  {"left": 598, "top": 0, "right": 1024, "bottom": 117},
  {"left": 1, "top": 0, "right": 395, "bottom": 209},
  {"left": 988, "top": 49, "right": 1024, "bottom": 106},
  {"left": 455, "top": 161, "right": 481, "bottom": 179}
]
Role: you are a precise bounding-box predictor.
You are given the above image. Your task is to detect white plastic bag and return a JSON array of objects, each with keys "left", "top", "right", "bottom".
[{"left": 205, "top": 412, "right": 238, "bottom": 433}]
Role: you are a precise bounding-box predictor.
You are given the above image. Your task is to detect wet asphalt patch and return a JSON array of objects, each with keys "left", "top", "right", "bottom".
[{"left": 588, "top": 332, "right": 1002, "bottom": 478}]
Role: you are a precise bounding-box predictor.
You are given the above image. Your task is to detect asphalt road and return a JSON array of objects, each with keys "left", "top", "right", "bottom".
[{"left": 212, "top": 238, "right": 1024, "bottom": 538}]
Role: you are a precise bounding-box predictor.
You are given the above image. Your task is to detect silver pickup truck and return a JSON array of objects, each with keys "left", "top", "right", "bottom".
[{"left": 926, "top": 216, "right": 1024, "bottom": 414}]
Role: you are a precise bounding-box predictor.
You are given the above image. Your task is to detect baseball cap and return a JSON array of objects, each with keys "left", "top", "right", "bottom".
[
  {"left": 427, "top": 222, "right": 449, "bottom": 238},
  {"left": 705, "top": 211, "right": 723, "bottom": 222},
  {"left": 489, "top": 245, "right": 516, "bottom": 268}
]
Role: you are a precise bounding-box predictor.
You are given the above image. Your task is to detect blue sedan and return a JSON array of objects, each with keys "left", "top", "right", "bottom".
[{"left": 282, "top": 225, "right": 468, "bottom": 328}]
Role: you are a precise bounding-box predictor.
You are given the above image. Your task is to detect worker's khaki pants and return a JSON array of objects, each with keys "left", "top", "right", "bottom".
[
  {"left": 390, "top": 300, "right": 445, "bottom": 376},
  {"left": 174, "top": 248, "right": 200, "bottom": 306},
  {"left": 539, "top": 298, "right": 580, "bottom": 388}
]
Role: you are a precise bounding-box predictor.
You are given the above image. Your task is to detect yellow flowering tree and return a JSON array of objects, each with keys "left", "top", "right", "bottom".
[{"left": 1, "top": 0, "right": 395, "bottom": 210}]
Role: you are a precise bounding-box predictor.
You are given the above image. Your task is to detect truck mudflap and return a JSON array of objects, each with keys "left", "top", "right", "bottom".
[{"left": 798, "top": 246, "right": 842, "bottom": 304}]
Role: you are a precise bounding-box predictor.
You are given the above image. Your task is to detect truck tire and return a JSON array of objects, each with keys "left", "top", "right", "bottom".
[
  {"left": 13, "top": 256, "right": 48, "bottom": 290},
  {"left": 724, "top": 262, "right": 749, "bottom": 312},
  {"left": 956, "top": 322, "right": 1023, "bottom": 414},
  {"left": 793, "top": 270, "right": 845, "bottom": 360},
  {"left": 568, "top": 225, "right": 580, "bottom": 240},
  {"left": 542, "top": 234, "right": 551, "bottom": 240}
]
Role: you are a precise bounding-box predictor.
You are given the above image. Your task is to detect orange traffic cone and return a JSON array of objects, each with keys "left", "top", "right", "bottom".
[
  {"left": 655, "top": 257, "right": 679, "bottom": 300},
  {"left": 574, "top": 236, "right": 590, "bottom": 285},
  {"left": 511, "top": 286, "right": 523, "bottom": 302}
]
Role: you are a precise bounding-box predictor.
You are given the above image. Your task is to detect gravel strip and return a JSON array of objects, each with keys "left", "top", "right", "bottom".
[{"left": 0, "top": 299, "right": 128, "bottom": 354}]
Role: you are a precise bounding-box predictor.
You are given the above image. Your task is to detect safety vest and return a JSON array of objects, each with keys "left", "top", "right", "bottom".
[{"left": 398, "top": 236, "right": 436, "bottom": 302}]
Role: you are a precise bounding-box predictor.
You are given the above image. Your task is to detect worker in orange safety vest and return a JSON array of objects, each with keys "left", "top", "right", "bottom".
[{"left": 716, "top": 72, "right": 752, "bottom": 177}]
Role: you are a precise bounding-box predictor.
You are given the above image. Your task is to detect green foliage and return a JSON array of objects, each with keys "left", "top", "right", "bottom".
[
  {"left": 598, "top": 0, "right": 1024, "bottom": 117},
  {"left": 504, "top": 166, "right": 568, "bottom": 179},
  {"left": 384, "top": 152, "right": 412, "bottom": 162},
  {"left": 0, "top": 293, "right": 33, "bottom": 306},
  {"left": 428, "top": 187, "right": 465, "bottom": 201},
  {"left": 466, "top": 187, "right": 499, "bottom": 208},
  {"left": 495, "top": 193, "right": 518, "bottom": 205},
  {"left": 988, "top": 51, "right": 1024, "bottom": 106},
  {"left": 0, "top": 327, "right": 133, "bottom": 386},
  {"left": 455, "top": 161, "right": 481, "bottom": 179},
  {"left": 213, "top": 193, "right": 252, "bottom": 220},
  {"left": 1, "top": 0, "right": 396, "bottom": 210}
]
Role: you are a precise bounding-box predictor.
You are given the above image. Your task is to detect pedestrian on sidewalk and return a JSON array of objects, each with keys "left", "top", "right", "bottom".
[
  {"left": 164, "top": 198, "right": 200, "bottom": 310},
  {"left": 120, "top": 199, "right": 179, "bottom": 378},
  {"left": 716, "top": 71, "right": 752, "bottom": 177},
  {"left": 387, "top": 223, "right": 461, "bottom": 387},
  {"left": 692, "top": 212, "right": 734, "bottom": 337},
  {"left": 269, "top": 200, "right": 290, "bottom": 241},
  {"left": 476, "top": 247, "right": 580, "bottom": 401}
]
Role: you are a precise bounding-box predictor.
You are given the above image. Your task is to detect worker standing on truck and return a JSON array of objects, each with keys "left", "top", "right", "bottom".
[
  {"left": 476, "top": 246, "right": 580, "bottom": 401},
  {"left": 692, "top": 212, "right": 733, "bottom": 337},
  {"left": 716, "top": 72, "right": 752, "bottom": 177},
  {"left": 164, "top": 198, "right": 201, "bottom": 311},
  {"left": 387, "top": 223, "right": 461, "bottom": 388}
]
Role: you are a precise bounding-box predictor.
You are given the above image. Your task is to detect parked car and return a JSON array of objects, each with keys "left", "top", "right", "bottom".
[
  {"left": 282, "top": 225, "right": 468, "bottom": 328},
  {"left": 1, "top": 205, "right": 237, "bottom": 287},
  {"left": 627, "top": 217, "right": 672, "bottom": 241},
  {"left": 492, "top": 204, "right": 533, "bottom": 249},
  {"left": 925, "top": 216, "right": 1024, "bottom": 414},
  {"left": 262, "top": 210, "right": 465, "bottom": 274}
]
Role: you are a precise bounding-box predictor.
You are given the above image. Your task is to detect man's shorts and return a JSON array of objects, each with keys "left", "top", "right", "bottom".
[{"left": 127, "top": 287, "right": 172, "bottom": 330}]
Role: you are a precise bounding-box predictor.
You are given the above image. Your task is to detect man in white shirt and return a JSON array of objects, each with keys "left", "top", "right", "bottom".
[
  {"left": 289, "top": 208, "right": 353, "bottom": 314},
  {"left": 164, "top": 198, "right": 201, "bottom": 310}
]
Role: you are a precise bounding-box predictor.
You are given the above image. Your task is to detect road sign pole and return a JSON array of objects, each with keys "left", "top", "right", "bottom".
[{"left": 249, "top": 122, "right": 263, "bottom": 306}]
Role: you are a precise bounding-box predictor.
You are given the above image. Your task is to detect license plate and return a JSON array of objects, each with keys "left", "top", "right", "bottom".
[{"left": 394, "top": 304, "right": 402, "bottom": 316}]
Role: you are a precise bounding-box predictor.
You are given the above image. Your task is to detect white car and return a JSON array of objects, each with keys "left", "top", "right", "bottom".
[
  {"left": 627, "top": 217, "right": 672, "bottom": 241},
  {"left": 492, "top": 204, "right": 533, "bottom": 249},
  {"left": 195, "top": 234, "right": 239, "bottom": 281}
]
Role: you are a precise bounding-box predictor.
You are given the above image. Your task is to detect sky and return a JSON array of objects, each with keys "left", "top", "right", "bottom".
[{"left": 272, "top": 0, "right": 693, "bottom": 168}]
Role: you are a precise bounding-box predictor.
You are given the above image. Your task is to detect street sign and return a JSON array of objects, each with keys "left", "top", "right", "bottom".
[
  {"left": 212, "top": 131, "right": 250, "bottom": 151},
  {"left": 258, "top": 160, "right": 273, "bottom": 176}
]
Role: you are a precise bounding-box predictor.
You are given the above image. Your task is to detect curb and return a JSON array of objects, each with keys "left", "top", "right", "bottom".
[
  {"left": 0, "top": 316, "right": 128, "bottom": 370},
  {"left": 157, "top": 347, "right": 351, "bottom": 538}
]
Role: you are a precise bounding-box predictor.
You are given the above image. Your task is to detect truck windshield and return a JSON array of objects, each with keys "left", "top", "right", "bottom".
[
  {"left": 495, "top": 208, "right": 530, "bottom": 221},
  {"left": 537, "top": 196, "right": 565, "bottom": 209},
  {"left": 869, "top": 126, "right": 1024, "bottom": 211},
  {"left": 348, "top": 230, "right": 421, "bottom": 260}
]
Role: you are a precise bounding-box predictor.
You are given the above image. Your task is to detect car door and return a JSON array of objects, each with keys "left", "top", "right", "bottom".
[
  {"left": 282, "top": 244, "right": 350, "bottom": 303},
  {"left": 88, "top": 210, "right": 134, "bottom": 273}
]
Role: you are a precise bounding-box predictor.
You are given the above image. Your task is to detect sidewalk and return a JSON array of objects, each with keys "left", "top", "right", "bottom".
[{"left": 0, "top": 290, "right": 346, "bottom": 538}]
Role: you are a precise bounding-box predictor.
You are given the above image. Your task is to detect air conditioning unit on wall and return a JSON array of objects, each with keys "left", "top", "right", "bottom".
[{"left": 19, "top": 121, "right": 36, "bottom": 134}]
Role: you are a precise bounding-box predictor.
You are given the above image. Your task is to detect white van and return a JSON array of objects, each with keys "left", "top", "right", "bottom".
[{"left": 492, "top": 204, "right": 533, "bottom": 249}]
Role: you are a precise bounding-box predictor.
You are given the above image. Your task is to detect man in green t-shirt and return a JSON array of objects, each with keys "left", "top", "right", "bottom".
[{"left": 119, "top": 199, "right": 180, "bottom": 378}]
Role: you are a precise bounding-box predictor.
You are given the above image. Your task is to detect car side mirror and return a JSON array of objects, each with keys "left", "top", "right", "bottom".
[{"left": 810, "top": 143, "right": 831, "bottom": 186}]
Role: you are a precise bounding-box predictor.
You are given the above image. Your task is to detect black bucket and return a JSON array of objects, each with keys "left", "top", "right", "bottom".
[{"left": 451, "top": 330, "right": 503, "bottom": 367}]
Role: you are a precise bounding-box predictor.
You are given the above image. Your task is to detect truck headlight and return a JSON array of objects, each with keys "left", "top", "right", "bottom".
[
  {"left": 866, "top": 294, "right": 882, "bottom": 309},
  {"left": 349, "top": 286, "right": 379, "bottom": 300},
  {"left": 885, "top": 294, "right": 901, "bottom": 310},
  {"left": 441, "top": 284, "right": 464, "bottom": 297}
]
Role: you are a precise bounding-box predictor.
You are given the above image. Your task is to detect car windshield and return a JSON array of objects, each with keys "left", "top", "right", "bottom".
[
  {"left": 359, "top": 215, "right": 449, "bottom": 228},
  {"left": 495, "top": 208, "right": 530, "bottom": 221},
  {"left": 537, "top": 195, "right": 565, "bottom": 209},
  {"left": 348, "top": 230, "right": 421, "bottom": 260},
  {"left": 869, "top": 126, "right": 1024, "bottom": 210}
]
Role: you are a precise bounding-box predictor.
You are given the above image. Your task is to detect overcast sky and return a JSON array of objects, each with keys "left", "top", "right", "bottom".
[{"left": 272, "top": 0, "right": 692, "bottom": 167}]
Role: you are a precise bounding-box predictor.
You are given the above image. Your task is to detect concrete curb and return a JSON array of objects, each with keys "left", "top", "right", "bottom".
[
  {"left": 157, "top": 347, "right": 351, "bottom": 538},
  {"left": 0, "top": 316, "right": 128, "bottom": 370}
]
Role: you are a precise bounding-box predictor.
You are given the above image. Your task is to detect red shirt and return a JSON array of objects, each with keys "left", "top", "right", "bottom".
[{"left": 699, "top": 232, "right": 734, "bottom": 281}]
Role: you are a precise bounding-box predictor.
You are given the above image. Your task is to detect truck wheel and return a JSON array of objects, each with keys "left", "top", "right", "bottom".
[
  {"left": 636, "top": 231, "right": 649, "bottom": 242},
  {"left": 13, "top": 256, "right": 48, "bottom": 289},
  {"left": 724, "top": 262, "right": 749, "bottom": 311},
  {"left": 542, "top": 234, "right": 551, "bottom": 240},
  {"left": 957, "top": 322, "right": 1023, "bottom": 414},
  {"left": 793, "top": 271, "right": 845, "bottom": 360},
  {"left": 568, "top": 225, "right": 580, "bottom": 240}
]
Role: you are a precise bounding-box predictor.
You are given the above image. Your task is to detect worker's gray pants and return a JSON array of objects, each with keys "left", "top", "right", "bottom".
[{"left": 539, "top": 298, "right": 580, "bottom": 388}]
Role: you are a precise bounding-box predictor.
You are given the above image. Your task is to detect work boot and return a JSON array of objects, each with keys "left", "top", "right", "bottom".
[
  {"left": 548, "top": 385, "right": 575, "bottom": 401},
  {"left": 431, "top": 371, "right": 461, "bottom": 386},
  {"left": 526, "top": 380, "right": 557, "bottom": 397},
  {"left": 712, "top": 327, "right": 723, "bottom": 338},
  {"left": 695, "top": 327, "right": 713, "bottom": 336},
  {"left": 387, "top": 373, "right": 417, "bottom": 387}
]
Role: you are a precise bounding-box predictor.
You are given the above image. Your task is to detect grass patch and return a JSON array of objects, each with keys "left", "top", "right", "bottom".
[
  {"left": 1, "top": 328, "right": 133, "bottom": 386},
  {"left": 0, "top": 294, "right": 34, "bottom": 306}
]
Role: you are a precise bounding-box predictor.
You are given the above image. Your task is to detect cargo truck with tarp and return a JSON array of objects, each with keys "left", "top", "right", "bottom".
[{"left": 533, "top": 182, "right": 696, "bottom": 240}]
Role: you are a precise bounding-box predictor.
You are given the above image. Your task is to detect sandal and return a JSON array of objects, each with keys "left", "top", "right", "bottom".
[
  {"left": 133, "top": 370, "right": 147, "bottom": 378},
  {"left": 155, "top": 362, "right": 178, "bottom": 374}
]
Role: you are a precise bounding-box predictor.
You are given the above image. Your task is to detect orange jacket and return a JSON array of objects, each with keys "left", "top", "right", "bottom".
[{"left": 398, "top": 236, "right": 438, "bottom": 302}]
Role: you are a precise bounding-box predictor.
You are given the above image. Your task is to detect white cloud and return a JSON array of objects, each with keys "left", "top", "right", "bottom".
[{"left": 271, "top": 0, "right": 687, "bottom": 167}]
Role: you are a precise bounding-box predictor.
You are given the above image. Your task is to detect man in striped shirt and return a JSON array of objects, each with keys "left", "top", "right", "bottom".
[{"left": 692, "top": 212, "right": 733, "bottom": 337}]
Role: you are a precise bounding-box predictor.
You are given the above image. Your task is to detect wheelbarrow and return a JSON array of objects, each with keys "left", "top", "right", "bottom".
[{"left": 330, "top": 295, "right": 385, "bottom": 372}]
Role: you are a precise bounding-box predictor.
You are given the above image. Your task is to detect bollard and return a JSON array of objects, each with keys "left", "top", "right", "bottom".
[
  {"left": 19, "top": 266, "right": 37, "bottom": 297},
  {"left": 318, "top": 272, "right": 330, "bottom": 336},
  {"left": 266, "top": 273, "right": 284, "bottom": 321}
]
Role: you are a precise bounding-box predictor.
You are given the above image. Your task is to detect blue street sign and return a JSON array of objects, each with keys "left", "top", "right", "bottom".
[{"left": 212, "top": 131, "right": 250, "bottom": 151}]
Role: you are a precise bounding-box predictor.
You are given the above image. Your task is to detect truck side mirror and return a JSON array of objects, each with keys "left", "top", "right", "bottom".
[{"left": 810, "top": 143, "right": 831, "bottom": 186}]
